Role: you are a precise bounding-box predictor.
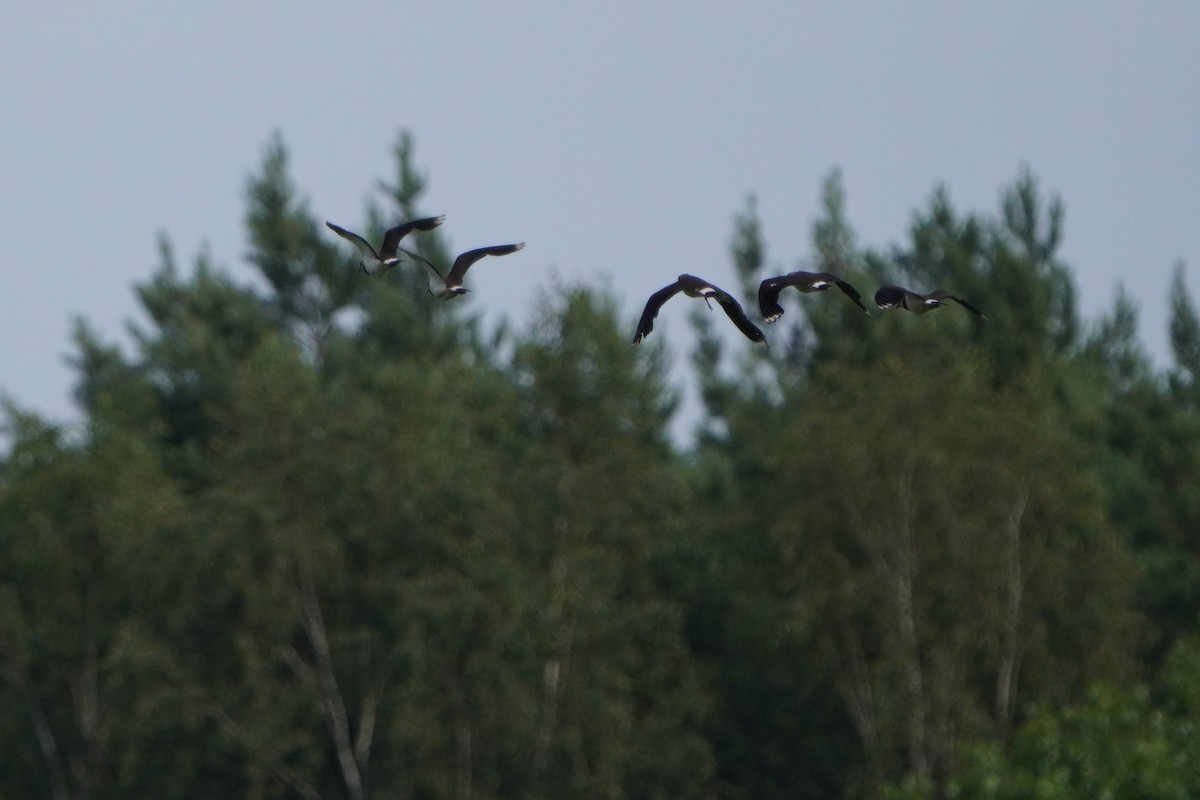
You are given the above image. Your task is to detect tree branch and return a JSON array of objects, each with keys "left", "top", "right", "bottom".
[
  {"left": 207, "top": 705, "right": 322, "bottom": 800},
  {"left": 1, "top": 640, "right": 70, "bottom": 800},
  {"left": 295, "top": 557, "right": 365, "bottom": 800}
]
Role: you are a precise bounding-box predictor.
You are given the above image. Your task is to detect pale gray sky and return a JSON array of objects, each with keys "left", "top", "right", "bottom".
[{"left": 3, "top": 2, "right": 1198, "bottom": 431}]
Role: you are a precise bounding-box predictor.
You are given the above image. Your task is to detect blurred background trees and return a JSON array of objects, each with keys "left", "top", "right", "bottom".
[{"left": 2, "top": 131, "right": 1198, "bottom": 798}]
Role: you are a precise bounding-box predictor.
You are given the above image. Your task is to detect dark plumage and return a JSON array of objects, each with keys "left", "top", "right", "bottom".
[
  {"left": 326, "top": 216, "right": 445, "bottom": 276},
  {"left": 757, "top": 270, "right": 869, "bottom": 322},
  {"left": 633, "top": 274, "right": 767, "bottom": 345},
  {"left": 874, "top": 286, "right": 985, "bottom": 318},
  {"left": 404, "top": 243, "right": 526, "bottom": 299}
]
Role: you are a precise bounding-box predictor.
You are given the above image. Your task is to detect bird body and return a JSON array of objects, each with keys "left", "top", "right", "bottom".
[
  {"left": 404, "top": 243, "right": 526, "bottom": 299},
  {"left": 325, "top": 216, "right": 445, "bottom": 276},
  {"left": 874, "top": 285, "right": 985, "bottom": 317},
  {"left": 757, "top": 270, "right": 868, "bottom": 322},
  {"left": 633, "top": 274, "right": 766, "bottom": 345}
]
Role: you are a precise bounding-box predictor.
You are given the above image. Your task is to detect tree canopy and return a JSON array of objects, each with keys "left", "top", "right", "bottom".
[{"left": 2, "top": 131, "right": 1199, "bottom": 799}]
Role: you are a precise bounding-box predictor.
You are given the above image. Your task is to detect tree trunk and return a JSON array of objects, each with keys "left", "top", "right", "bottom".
[
  {"left": 832, "top": 614, "right": 883, "bottom": 787},
  {"left": 532, "top": 515, "right": 575, "bottom": 797},
  {"left": 296, "top": 558, "right": 366, "bottom": 800},
  {"left": 1, "top": 643, "right": 70, "bottom": 800},
  {"left": 891, "top": 469, "right": 929, "bottom": 780},
  {"left": 995, "top": 489, "right": 1029, "bottom": 731}
]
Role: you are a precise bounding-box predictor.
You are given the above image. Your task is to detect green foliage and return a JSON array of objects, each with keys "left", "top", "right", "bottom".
[
  {"left": 246, "top": 132, "right": 356, "bottom": 342},
  {"left": 1169, "top": 264, "right": 1200, "bottom": 397},
  {"left": 889, "top": 640, "right": 1200, "bottom": 800},
  {"left": 690, "top": 169, "right": 1153, "bottom": 798},
  {"left": 4, "top": 135, "right": 1199, "bottom": 800},
  {"left": 351, "top": 130, "right": 468, "bottom": 364},
  {"left": 1079, "top": 267, "right": 1200, "bottom": 668},
  {"left": 0, "top": 401, "right": 191, "bottom": 800}
]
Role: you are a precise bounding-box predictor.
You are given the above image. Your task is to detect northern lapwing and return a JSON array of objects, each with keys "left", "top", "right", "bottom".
[
  {"left": 874, "top": 286, "right": 985, "bottom": 317},
  {"left": 757, "top": 270, "right": 869, "bottom": 323},
  {"left": 403, "top": 243, "right": 526, "bottom": 299},
  {"left": 325, "top": 215, "right": 445, "bottom": 276},
  {"left": 633, "top": 274, "right": 767, "bottom": 345}
]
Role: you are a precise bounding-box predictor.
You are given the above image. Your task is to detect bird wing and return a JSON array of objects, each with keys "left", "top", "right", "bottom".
[
  {"left": 820, "top": 274, "right": 869, "bottom": 313},
  {"left": 945, "top": 294, "right": 985, "bottom": 317},
  {"left": 379, "top": 215, "right": 446, "bottom": 258},
  {"left": 326, "top": 222, "right": 379, "bottom": 260},
  {"left": 874, "top": 285, "right": 908, "bottom": 309},
  {"left": 632, "top": 281, "right": 684, "bottom": 344},
  {"left": 445, "top": 243, "right": 525, "bottom": 286},
  {"left": 712, "top": 290, "right": 768, "bottom": 344},
  {"left": 757, "top": 276, "right": 789, "bottom": 323},
  {"left": 925, "top": 290, "right": 984, "bottom": 316},
  {"left": 398, "top": 247, "right": 445, "bottom": 283}
]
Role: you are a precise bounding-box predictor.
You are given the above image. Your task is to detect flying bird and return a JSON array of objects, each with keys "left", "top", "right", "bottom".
[
  {"left": 757, "top": 270, "right": 869, "bottom": 322},
  {"left": 874, "top": 286, "right": 985, "bottom": 317},
  {"left": 403, "top": 243, "right": 526, "bottom": 299},
  {"left": 325, "top": 215, "right": 445, "bottom": 276},
  {"left": 633, "top": 274, "right": 767, "bottom": 345}
]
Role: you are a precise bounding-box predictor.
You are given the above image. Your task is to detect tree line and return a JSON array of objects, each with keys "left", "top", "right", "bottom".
[{"left": 3, "top": 130, "right": 1200, "bottom": 799}]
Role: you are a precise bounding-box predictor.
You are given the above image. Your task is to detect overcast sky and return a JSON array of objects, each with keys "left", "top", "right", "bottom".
[{"left": 3, "top": 2, "right": 1198, "bottom": 435}]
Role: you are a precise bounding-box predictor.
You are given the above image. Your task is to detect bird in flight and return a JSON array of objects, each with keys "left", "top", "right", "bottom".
[
  {"left": 757, "top": 270, "right": 869, "bottom": 323},
  {"left": 403, "top": 243, "right": 526, "bottom": 299},
  {"left": 325, "top": 215, "right": 445, "bottom": 276},
  {"left": 874, "top": 286, "right": 985, "bottom": 317},
  {"left": 633, "top": 274, "right": 767, "bottom": 345}
]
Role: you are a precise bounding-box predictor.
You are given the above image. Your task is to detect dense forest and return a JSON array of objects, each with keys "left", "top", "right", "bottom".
[{"left": 3, "top": 131, "right": 1200, "bottom": 800}]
